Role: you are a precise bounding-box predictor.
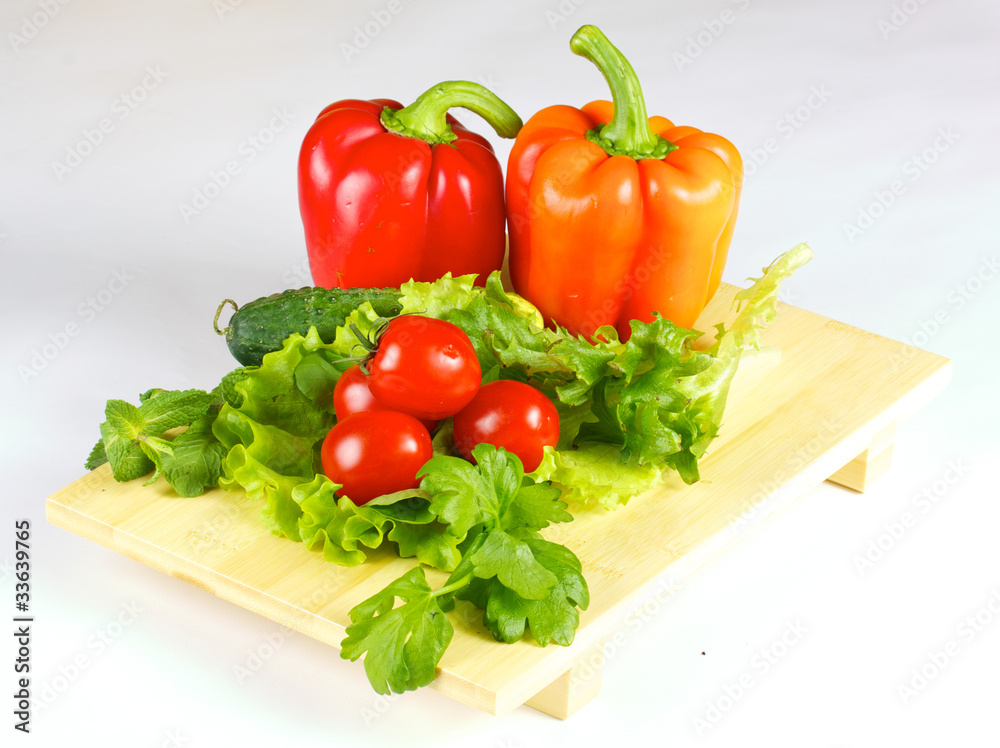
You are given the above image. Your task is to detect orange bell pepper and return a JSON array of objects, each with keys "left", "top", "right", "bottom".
[{"left": 506, "top": 25, "right": 743, "bottom": 341}]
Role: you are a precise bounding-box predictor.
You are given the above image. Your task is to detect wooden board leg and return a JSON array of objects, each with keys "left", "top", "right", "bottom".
[
  {"left": 524, "top": 638, "right": 605, "bottom": 719},
  {"left": 827, "top": 423, "right": 896, "bottom": 492}
]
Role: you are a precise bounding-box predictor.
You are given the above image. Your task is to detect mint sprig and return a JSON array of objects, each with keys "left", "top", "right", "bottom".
[{"left": 88, "top": 388, "right": 225, "bottom": 496}]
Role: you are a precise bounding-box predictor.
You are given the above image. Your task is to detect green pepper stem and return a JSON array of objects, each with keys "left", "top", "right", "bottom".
[
  {"left": 381, "top": 80, "right": 523, "bottom": 145},
  {"left": 569, "top": 25, "right": 674, "bottom": 159}
]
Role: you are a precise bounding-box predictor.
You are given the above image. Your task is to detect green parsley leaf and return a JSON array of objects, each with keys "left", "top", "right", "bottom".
[
  {"left": 340, "top": 566, "right": 454, "bottom": 695},
  {"left": 499, "top": 479, "right": 573, "bottom": 532},
  {"left": 419, "top": 454, "right": 497, "bottom": 539},
  {"left": 462, "top": 537, "right": 589, "bottom": 646},
  {"left": 468, "top": 529, "right": 557, "bottom": 600}
]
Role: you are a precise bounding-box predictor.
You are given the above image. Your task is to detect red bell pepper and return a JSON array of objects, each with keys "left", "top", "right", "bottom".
[{"left": 298, "top": 81, "right": 522, "bottom": 289}]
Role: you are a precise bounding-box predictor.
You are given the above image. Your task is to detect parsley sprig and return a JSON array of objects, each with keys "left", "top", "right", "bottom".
[{"left": 340, "top": 443, "right": 589, "bottom": 694}]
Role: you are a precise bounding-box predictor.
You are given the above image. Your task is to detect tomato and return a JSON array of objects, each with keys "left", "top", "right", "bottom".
[
  {"left": 333, "top": 364, "right": 440, "bottom": 432},
  {"left": 367, "top": 316, "right": 482, "bottom": 421},
  {"left": 320, "top": 410, "right": 433, "bottom": 505},
  {"left": 332, "top": 364, "right": 379, "bottom": 420},
  {"left": 452, "top": 380, "right": 560, "bottom": 472}
]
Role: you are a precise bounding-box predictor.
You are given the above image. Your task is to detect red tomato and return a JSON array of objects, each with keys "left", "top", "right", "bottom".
[
  {"left": 367, "top": 316, "right": 481, "bottom": 421},
  {"left": 320, "top": 410, "right": 433, "bottom": 504},
  {"left": 332, "top": 364, "right": 379, "bottom": 420},
  {"left": 333, "top": 364, "right": 439, "bottom": 431},
  {"left": 452, "top": 380, "right": 560, "bottom": 472}
]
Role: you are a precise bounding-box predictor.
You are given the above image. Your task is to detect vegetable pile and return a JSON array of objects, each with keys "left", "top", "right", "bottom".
[
  {"left": 85, "top": 244, "right": 811, "bottom": 693},
  {"left": 81, "top": 21, "right": 814, "bottom": 698}
]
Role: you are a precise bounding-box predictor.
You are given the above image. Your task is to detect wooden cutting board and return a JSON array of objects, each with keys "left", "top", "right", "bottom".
[{"left": 46, "top": 283, "right": 951, "bottom": 718}]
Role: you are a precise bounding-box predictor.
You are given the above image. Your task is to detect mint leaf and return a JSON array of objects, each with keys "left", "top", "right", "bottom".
[
  {"left": 95, "top": 388, "right": 224, "bottom": 491},
  {"left": 139, "top": 389, "right": 216, "bottom": 434},
  {"left": 138, "top": 434, "right": 173, "bottom": 486},
  {"left": 219, "top": 368, "right": 251, "bottom": 408},
  {"left": 340, "top": 566, "right": 454, "bottom": 695},
  {"left": 84, "top": 437, "right": 108, "bottom": 471},
  {"left": 160, "top": 413, "right": 227, "bottom": 497},
  {"left": 100, "top": 399, "right": 154, "bottom": 482}
]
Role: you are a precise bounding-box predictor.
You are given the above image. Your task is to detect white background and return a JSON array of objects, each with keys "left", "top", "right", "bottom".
[{"left": 3, "top": 0, "right": 999, "bottom": 745}]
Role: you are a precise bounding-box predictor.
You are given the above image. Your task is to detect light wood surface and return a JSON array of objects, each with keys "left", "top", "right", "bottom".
[{"left": 46, "top": 283, "right": 951, "bottom": 718}]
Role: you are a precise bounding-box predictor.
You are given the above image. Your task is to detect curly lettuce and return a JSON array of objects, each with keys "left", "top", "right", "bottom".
[{"left": 401, "top": 244, "right": 813, "bottom": 509}]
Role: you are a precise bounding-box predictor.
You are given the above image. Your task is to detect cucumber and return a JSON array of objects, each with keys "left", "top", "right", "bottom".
[{"left": 214, "top": 286, "right": 402, "bottom": 367}]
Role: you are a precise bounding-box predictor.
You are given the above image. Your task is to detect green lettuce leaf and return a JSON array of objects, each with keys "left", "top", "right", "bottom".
[
  {"left": 221, "top": 328, "right": 339, "bottom": 442},
  {"left": 531, "top": 443, "right": 664, "bottom": 511},
  {"left": 446, "top": 274, "right": 562, "bottom": 377},
  {"left": 554, "top": 243, "right": 813, "bottom": 498},
  {"left": 210, "top": 328, "right": 465, "bottom": 571},
  {"left": 329, "top": 301, "right": 387, "bottom": 360},
  {"left": 210, "top": 327, "right": 341, "bottom": 538},
  {"left": 294, "top": 474, "right": 462, "bottom": 570},
  {"left": 398, "top": 273, "right": 479, "bottom": 319}
]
